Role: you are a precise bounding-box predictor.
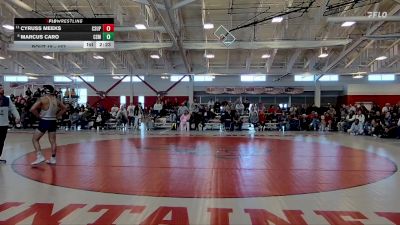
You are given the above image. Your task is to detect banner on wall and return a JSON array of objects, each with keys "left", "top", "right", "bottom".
[{"left": 206, "top": 87, "right": 304, "bottom": 95}]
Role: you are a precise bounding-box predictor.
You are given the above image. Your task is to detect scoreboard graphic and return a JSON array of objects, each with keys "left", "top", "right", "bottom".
[{"left": 13, "top": 18, "right": 114, "bottom": 50}]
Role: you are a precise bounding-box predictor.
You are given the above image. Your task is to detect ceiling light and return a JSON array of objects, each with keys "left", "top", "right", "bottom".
[
  {"left": 353, "top": 74, "right": 364, "bottom": 79},
  {"left": 43, "top": 55, "right": 54, "bottom": 59},
  {"left": 150, "top": 54, "right": 160, "bottom": 59},
  {"left": 203, "top": 23, "right": 214, "bottom": 29},
  {"left": 375, "top": 56, "right": 387, "bottom": 61},
  {"left": 341, "top": 21, "right": 355, "bottom": 27},
  {"left": 205, "top": 54, "right": 215, "bottom": 59},
  {"left": 28, "top": 76, "right": 38, "bottom": 80},
  {"left": 161, "top": 76, "right": 169, "bottom": 79},
  {"left": 93, "top": 55, "right": 104, "bottom": 59},
  {"left": 2, "top": 24, "right": 14, "bottom": 30},
  {"left": 135, "top": 24, "right": 147, "bottom": 30},
  {"left": 261, "top": 54, "right": 271, "bottom": 59},
  {"left": 0, "top": 56, "right": 5, "bottom": 60},
  {"left": 112, "top": 76, "right": 123, "bottom": 79},
  {"left": 318, "top": 53, "right": 329, "bottom": 58},
  {"left": 271, "top": 17, "right": 283, "bottom": 23}
]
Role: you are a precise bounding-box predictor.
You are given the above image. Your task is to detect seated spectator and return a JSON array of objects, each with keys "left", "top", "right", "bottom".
[
  {"left": 243, "top": 98, "right": 250, "bottom": 113},
  {"left": 355, "top": 110, "right": 365, "bottom": 125},
  {"left": 94, "top": 113, "right": 103, "bottom": 129},
  {"left": 110, "top": 104, "right": 119, "bottom": 118},
  {"left": 381, "top": 124, "right": 398, "bottom": 138},
  {"left": 309, "top": 111, "right": 320, "bottom": 131},
  {"left": 348, "top": 119, "right": 364, "bottom": 135},
  {"left": 370, "top": 119, "right": 384, "bottom": 137},
  {"left": 267, "top": 105, "right": 276, "bottom": 114},
  {"left": 153, "top": 100, "right": 163, "bottom": 116},
  {"left": 169, "top": 111, "right": 178, "bottom": 130},
  {"left": 298, "top": 114, "right": 308, "bottom": 131},
  {"left": 289, "top": 114, "right": 300, "bottom": 131},
  {"left": 231, "top": 110, "right": 243, "bottom": 131},
  {"left": 213, "top": 99, "right": 221, "bottom": 113},
  {"left": 116, "top": 105, "right": 128, "bottom": 127},
  {"left": 70, "top": 109, "right": 80, "bottom": 129},
  {"left": 235, "top": 100, "right": 245, "bottom": 115},
  {"left": 382, "top": 103, "right": 390, "bottom": 114},
  {"left": 384, "top": 111, "right": 392, "bottom": 127},
  {"left": 220, "top": 110, "right": 232, "bottom": 130},
  {"left": 340, "top": 111, "right": 356, "bottom": 131},
  {"left": 279, "top": 112, "right": 288, "bottom": 131}
]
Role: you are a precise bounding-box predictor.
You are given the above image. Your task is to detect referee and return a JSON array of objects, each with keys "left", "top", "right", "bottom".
[{"left": 0, "top": 84, "right": 20, "bottom": 163}]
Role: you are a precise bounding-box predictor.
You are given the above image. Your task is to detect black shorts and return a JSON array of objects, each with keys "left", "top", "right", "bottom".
[{"left": 38, "top": 120, "right": 57, "bottom": 133}]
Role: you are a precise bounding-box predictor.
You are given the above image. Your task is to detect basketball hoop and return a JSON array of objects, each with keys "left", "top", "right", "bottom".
[
  {"left": 214, "top": 25, "right": 236, "bottom": 47},
  {"left": 96, "top": 91, "right": 107, "bottom": 99}
]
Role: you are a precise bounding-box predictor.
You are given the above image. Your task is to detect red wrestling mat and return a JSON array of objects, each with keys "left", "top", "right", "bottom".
[{"left": 11, "top": 136, "right": 397, "bottom": 198}]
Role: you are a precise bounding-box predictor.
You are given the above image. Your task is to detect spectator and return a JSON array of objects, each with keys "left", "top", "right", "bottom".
[
  {"left": 116, "top": 105, "right": 128, "bottom": 127},
  {"left": 153, "top": 100, "right": 163, "bottom": 116},
  {"left": 127, "top": 103, "right": 135, "bottom": 127},
  {"left": 348, "top": 119, "right": 364, "bottom": 135},
  {"left": 235, "top": 100, "right": 245, "bottom": 115},
  {"left": 180, "top": 110, "right": 191, "bottom": 132},
  {"left": 258, "top": 110, "right": 266, "bottom": 131},
  {"left": 231, "top": 110, "right": 243, "bottom": 131},
  {"left": 355, "top": 110, "right": 365, "bottom": 125},
  {"left": 133, "top": 103, "right": 143, "bottom": 130},
  {"left": 249, "top": 109, "right": 259, "bottom": 129},
  {"left": 110, "top": 104, "right": 119, "bottom": 118},
  {"left": 25, "top": 87, "right": 32, "bottom": 97},
  {"left": 243, "top": 98, "right": 250, "bottom": 113}
]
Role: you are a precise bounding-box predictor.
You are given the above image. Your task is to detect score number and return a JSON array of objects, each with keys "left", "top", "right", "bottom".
[
  {"left": 102, "top": 24, "right": 114, "bottom": 41},
  {"left": 103, "top": 24, "right": 114, "bottom": 32}
]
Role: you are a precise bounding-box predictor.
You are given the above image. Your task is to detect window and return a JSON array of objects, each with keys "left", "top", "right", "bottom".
[
  {"left": 4, "top": 76, "right": 28, "bottom": 82},
  {"left": 76, "top": 88, "right": 87, "bottom": 105},
  {"left": 241, "top": 75, "right": 266, "bottom": 82},
  {"left": 171, "top": 75, "right": 189, "bottom": 82},
  {"left": 54, "top": 76, "right": 72, "bottom": 82},
  {"left": 132, "top": 76, "right": 144, "bottom": 82},
  {"left": 138, "top": 96, "right": 145, "bottom": 106},
  {"left": 55, "top": 76, "right": 94, "bottom": 82},
  {"left": 75, "top": 76, "right": 94, "bottom": 82},
  {"left": 319, "top": 74, "right": 339, "bottom": 81},
  {"left": 279, "top": 103, "right": 288, "bottom": 109},
  {"left": 194, "top": 75, "right": 215, "bottom": 82},
  {"left": 295, "top": 75, "right": 314, "bottom": 81},
  {"left": 368, "top": 74, "right": 395, "bottom": 81},
  {"left": 62, "top": 88, "right": 87, "bottom": 105},
  {"left": 120, "top": 96, "right": 126, "bottom": 106}
]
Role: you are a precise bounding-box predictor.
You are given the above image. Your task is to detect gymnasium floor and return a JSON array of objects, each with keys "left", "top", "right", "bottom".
[{"left": 0, "top": 129, "right": 400, "bottom": 225}]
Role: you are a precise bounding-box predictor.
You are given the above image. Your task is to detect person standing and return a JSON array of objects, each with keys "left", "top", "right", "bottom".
[
  {"left": 30, "top": 85, "right": 67, "bottom": 166},
  {"left": 0, "top": 84, "right": 20, "bottom": 163},
  {"left": 127, "top": 103, "right": 135, "bottom": 127},
  {"left": 133, "top": 103, "right": 143, "bottom": 130}
]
